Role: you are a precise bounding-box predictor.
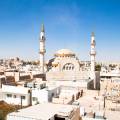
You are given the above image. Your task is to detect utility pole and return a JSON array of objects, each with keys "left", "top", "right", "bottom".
[{"left": 20, "top": 96, "right": 23, "bottom": 109}]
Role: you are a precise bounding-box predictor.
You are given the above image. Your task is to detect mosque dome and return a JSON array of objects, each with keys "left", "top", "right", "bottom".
[{"left": 54, "top": 49, "right": 75, "bottom": 57}]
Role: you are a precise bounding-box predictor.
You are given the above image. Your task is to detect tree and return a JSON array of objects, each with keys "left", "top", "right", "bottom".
[
  {"left": 95, "top": 64, "right": 101, "bottom": 71},
  {"left": 0, "top": 110, "right": 4, "bottom": 120},
  {"left": 0, "top": 101, "right": 19, "bottom": 120}
]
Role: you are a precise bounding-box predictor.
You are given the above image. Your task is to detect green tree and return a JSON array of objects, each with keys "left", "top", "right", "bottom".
[
  {"left": 95, "top": 64, "right": 101, "bottom": 71},
  {"left": 0, "top": 110, "right": 4, "bottom": 120}
]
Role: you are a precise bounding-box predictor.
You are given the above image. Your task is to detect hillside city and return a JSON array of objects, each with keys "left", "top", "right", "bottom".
[{"left": 0, "top": 24, "right": 120, "bottom": 120}]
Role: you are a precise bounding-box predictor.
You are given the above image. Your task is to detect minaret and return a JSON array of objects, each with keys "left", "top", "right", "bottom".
[
  {"left": 90, "top": 32, "right": 96, "bottom": 89},
  {"left": 39, "top": 24, "right": 46, "bottom": 74},
  {"left": 90, "top": 32, "right": 96, "bottom": 72}
]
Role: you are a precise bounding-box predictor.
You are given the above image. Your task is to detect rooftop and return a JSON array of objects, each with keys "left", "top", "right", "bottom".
[
  {"left": 2, "top": 84, "right": 30, "bottom": 94},
  {"left": 7, "top": 103, "right": 78, "bottom": 120}
]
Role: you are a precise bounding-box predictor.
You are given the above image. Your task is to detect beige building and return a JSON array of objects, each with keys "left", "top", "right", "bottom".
[
  {"left": 46, "top": 48, "right": 100, "bottom": 90},
  {"left": 46, "top": 49, "right": 91, "bottom": 81},
  {"left": 7, "top": 103, "right": 81, "bottom": 120}
]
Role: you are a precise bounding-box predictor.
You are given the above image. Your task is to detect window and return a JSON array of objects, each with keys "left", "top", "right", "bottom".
[
  {"left": 72, "top": 66, "right": 74, "bottom": 70},
  {"left": 21, "top": 96, "right": 25, "bottom": 99},
  {"left": 63, "top": 66, "right": 65, "bottom": 70},
  {"left": 32, "top": 97, "right": 38, "bottom": 101},
  {"left": 7, "top": 94, "right": 12, "bottom": 98},
  {"left": 66, "top": 66, "right": 68, "bottom": 70},
  {"left": 54, "top": 115, "right": 65, "bottom": 120},
  {"left": 52, "top": 93, "right": 54, "bottom": 97},
  {"left": 69, "top": 66, "right": 71, "bottom": 70},
  {"left": 13, "top": 95, "right": 16, "bottom": 98},
  {"left": 62, "top": 63, "right": 74, "bottom": 71}
]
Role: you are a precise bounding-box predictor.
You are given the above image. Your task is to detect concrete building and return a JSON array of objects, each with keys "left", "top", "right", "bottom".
[
  {"left": 52, "top": 86, "right": 81, "bottom": 104},
  {"left": 1, "top": 84, "right": 31, "bottom": 106},
  {"left": 32, "top": 85, "right": 60, "bottom": 105},
  {"left": 1, "top": 81, "right": 61, "bottom": 106},
  {"left": 7, "top": 103, "right": 81, "bottom": 120}
]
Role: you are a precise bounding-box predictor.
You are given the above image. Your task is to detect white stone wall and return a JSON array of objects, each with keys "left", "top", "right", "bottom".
[
  {"left": 2, "top": 85, "right": 30, "bottom": 106},
  {"left": 2, "top": 93, "right": 30, "bottom": 106},
  {"left": 32, "top": 89, "right": 48, "bottom": 105}
]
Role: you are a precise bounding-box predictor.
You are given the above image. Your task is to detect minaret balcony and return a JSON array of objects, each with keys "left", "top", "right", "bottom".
[
  {"left": 39, "top": 50, "right": 46, "bottom": 54},
  {"left": 91, "top": 43, "right": 96, "bottom": 46},
  {"left": 90, "top": 51, "right": 96, "bottom": 55},
  {"left": 40, "top": 39, "right": 45, "bottom": 42}
]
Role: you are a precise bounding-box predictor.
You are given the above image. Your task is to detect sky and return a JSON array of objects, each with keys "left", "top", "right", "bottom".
[{"left": 0, "top": 0, "right": 120, "bottom": 62}]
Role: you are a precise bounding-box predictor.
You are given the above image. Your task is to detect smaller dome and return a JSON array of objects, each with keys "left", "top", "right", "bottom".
[
  {"left": 55, "top": 49, "right": 75, "bottom": 57},
  {"left": 52, "top": 61, "right": 58, "bottom": 66}
]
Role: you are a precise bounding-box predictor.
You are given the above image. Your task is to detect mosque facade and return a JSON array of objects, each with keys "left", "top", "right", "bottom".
[{"left": 39, "top": 24, "right": 100, "bottom": 90}]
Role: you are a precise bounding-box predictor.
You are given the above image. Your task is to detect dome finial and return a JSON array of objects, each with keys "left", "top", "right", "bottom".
[{"left": 41, "top": 23, "right": 45, "bottom": 32}]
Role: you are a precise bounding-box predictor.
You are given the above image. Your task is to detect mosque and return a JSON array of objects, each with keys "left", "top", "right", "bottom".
[{"left": 39, "top": 24, "right": 100, "bottom": 90}]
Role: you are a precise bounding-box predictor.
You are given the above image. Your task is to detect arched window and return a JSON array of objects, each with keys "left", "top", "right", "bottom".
[
  {"left": 69, "top": 66, "right": 71, "bottom": 70},
  {"left": 72, "top": 66, "right": 74, "bottom": 70},
  {"left": 62, "top": 63, "right": 74, "bottom": 71},
  {"left": 66, "top": 66, "right": 68, "bottom": 70}
]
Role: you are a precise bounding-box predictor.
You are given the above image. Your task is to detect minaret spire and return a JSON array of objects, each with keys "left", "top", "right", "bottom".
[
  {"left": 39, "top": 24, "right": 46, "bottom": 74},
  {"left": 41, "top": 23, "right": 45, "bottom": 32}
]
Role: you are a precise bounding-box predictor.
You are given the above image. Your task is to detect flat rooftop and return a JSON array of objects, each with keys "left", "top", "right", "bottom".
[
  {"left": 7, "top": 103, "right": 78, "bottom": 120},
  {"left": 2, "top": 84, "right": 30, "bottom": 94}
]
